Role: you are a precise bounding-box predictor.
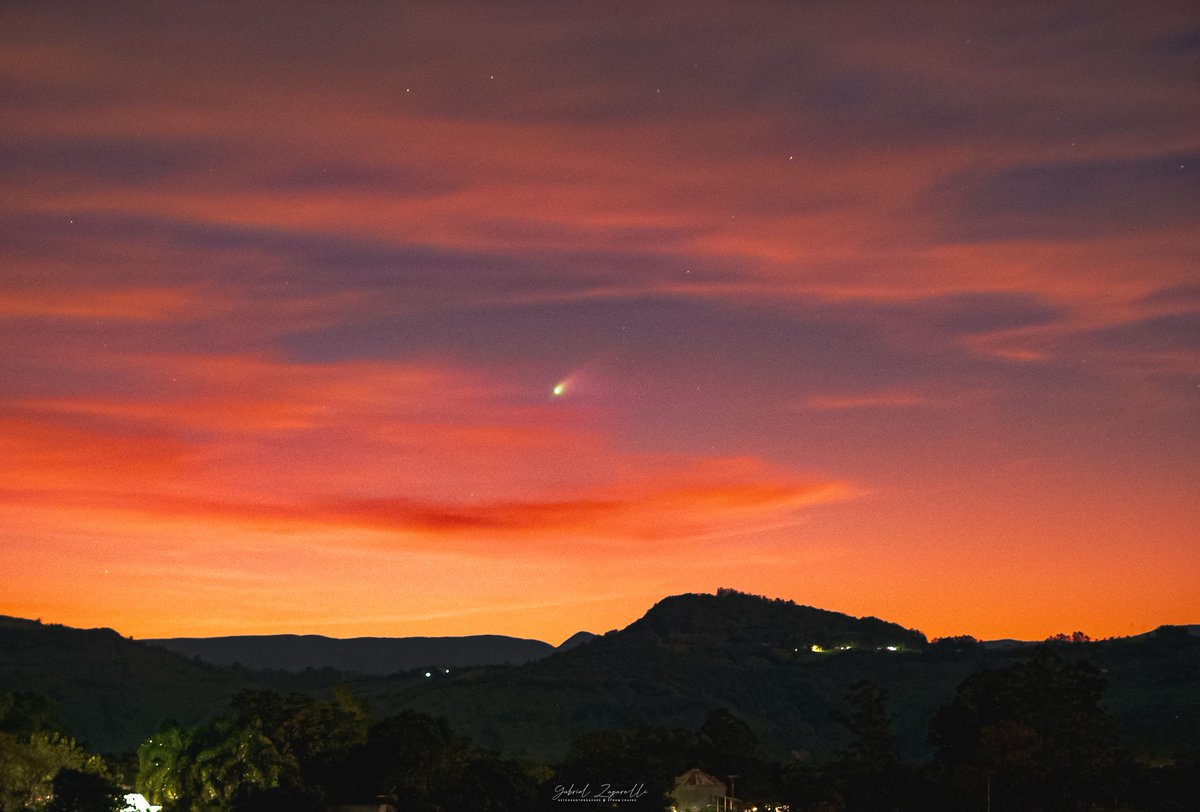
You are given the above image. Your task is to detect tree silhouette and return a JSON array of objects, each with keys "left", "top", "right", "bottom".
[
  {"left": 833, "top": 680, "right": 911, "bottom": 812},
  {"left": 229, "top": 687, "right": 365, "bottom": 794},
  {"left": 46, "top": 768, "right": 123, "bottom": 812},
  {"left": 931, "top": 648, "right": 1118, "bottom": 811},
  {"left": 837, "top": 679, "right": 897, "bottom": 767},
  {"left": 550, "top": 726, "right": 679, "bottom": 810}
]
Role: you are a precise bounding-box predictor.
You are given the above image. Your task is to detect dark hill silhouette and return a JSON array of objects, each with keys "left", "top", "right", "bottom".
[
  {"left": 2, "top": 592, "right": 1197, "bottom": 762},
  {"left": 357, "top": 590, "right": 934, "bottom": 759},
  {"left": 623, "top": 589, "right": 926, "bottom": 649},
  {"left": 351, "top": 591, "right": 1200, "bottom": 762},
  {"left": 555, "top": 631, "right": 598, "bottom": 651},
  {"left": 0, "top": 615, "right": 298, "bottom": 753},
  {"left": 145, "top": 633, "right": 555, "bottom": 674}
]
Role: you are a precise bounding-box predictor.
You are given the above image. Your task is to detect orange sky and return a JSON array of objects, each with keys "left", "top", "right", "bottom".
[{"left": 1, "top": 1, "right": 1197, "bottom": 644}]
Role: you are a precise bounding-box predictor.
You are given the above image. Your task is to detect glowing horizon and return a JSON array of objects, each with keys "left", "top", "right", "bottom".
[{"left": 1, "top": 2, "right": 1197, "bottom": 646}]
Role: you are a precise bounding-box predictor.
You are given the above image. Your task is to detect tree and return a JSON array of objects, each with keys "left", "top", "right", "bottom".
[
  {"left": 0, "top": 732, "right": 109, "bottom": 812},
  {"left": 931, "top": 649, "right": 1118, "bottom": 811},
  {"left": 342, "top": 710, "right": 473, "bottom": 811},
  {"left": 0, "top": 691, "right": 64, "bottom": 739},
  {"left": 550, "top": 726, "right": 680, "bottom": 810},
  {"left": 136, "top": 722, "right": 187, "bottom": 808},
  {"left": 229, "top": 687, "right": 365, "bottom": 794},
  {"left": 339, "top": 709, "right": 542, "bottom": 812},
  {"left": 1045, "top": 631, "right": 1091, "bottom": 644},
  {"left": 136, "top": 718, "right": 288, "bottom": 812},
  {"left": 185, "top": 720, "right": 286, "bottom": 809},
  {"left": 699, "top": 708, "right": 763, "bottom": 763},
  {"left": 833, "top": 680, "right": 909, "bottom": 812},
  {"left": 837, "top": 680, "right": 897, "bottom": 767},
  {"left": 697, "top": 708, "right": 771, "bottom": 802},
  {"left": 438, "top": 752, "right": 539, "bottom": 812},
  {"left": 46, "top": 768, "right": 123, "bottom": 812}
]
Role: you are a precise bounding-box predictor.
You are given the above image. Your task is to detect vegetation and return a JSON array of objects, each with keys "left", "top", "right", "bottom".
[
  {"left": 0, "top": 692, "right": 117, "bottom": 812},
  {"left": 2, "top": 593, "right": 1198, "bottom": 810}
]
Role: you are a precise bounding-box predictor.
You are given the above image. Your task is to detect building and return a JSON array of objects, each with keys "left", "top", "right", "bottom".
[{"left": 671, "top": 768, "right": 733, "bottom": 811}]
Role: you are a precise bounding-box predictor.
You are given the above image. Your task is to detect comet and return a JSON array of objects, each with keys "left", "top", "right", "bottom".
[{"left": 552, "top": 381, "right": 566, "bottom": 397}]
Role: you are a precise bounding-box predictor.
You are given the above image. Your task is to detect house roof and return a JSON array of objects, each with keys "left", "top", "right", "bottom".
[{"left": 674, "top": 768, "right": 725, "bottom": 788}]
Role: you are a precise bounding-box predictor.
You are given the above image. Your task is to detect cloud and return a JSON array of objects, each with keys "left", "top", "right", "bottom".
[
  {"left": 0, "top": 287, "right": 201, "bottom": 321},
  {"left": 0, "top": 412, "right": 851, "bottom": 555},
  {"left": 931, "top": 153, "right": 1200, "bottom": 242},
  {"left": 1, "top": 347, "right": 851, "bottom": 555},
  {"left": 1138, "top": 283, "right": 1200, "bottom": 309},
  {"left": 1085, "top": 312, "right": 1200, "bottom": 355},
  {"left": 316, "top": 463, "right": 851, "bottom": 546},
  {"left": 801, "top": 390, "right": 936, "bottom": 411},
  {"left": 2, "top": 0, "right": 1198, "bottom": 640}
]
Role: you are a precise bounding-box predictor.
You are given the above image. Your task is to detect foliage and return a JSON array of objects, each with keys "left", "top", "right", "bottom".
[
  {"left": 135, "top": 723, "right": 186, "bottom": 808},
  {"left": 829, "top": 681, "right": 932, "bottom": 812},
  {"left": 0, "top": 732, "right": 110, "bottom": 812},
  {"left": 1046, "top": 631, "right": 1092, "bottom": 643},
  {"left": 836, "top": 680, "right": 897, "bottom": 767},
  {"left": 46, "top": 769, "right": 123, "bottom": 812},
  {"left": 548, "top": 726, "right": 680, "bottom": 810},
  {"left": 337, "top": 709, "right": 539, "bottom": 812},
  {"left": 135, "top": 718, "right": 286, "bottom": 810},
  {"left": 930, "top": 648, "right": 1119, "bottom": 811},
  {"left": 6, "top": 602, "right": 1200, "bottom": 764},
  {"left": 229, "top": 686, "right": 366, "bottom": 791},
  {"left": 0, "top": 691, "right": 64, "bottom": 739},
  {"left": 6, "top": 599, "right": 1200, "bottom": 811},
  {"left": 135, "top": 687, "right": 370, "bottom": 811},
  {"left": 134, "top": 694, "right": 542, "bottom": 812},
  {"left": 0, "top": 616, "right": 334, "bottom": 755}
]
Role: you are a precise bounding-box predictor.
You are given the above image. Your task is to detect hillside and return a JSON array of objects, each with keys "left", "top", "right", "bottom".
[
  {"left": 350, "top": 591, "right": 944, "bottom": 759},
  {"left": 348, "top": 592, "right": 1200, "bottom": 761},
  {"left": 0, "top": 616, "right": 316, "bottom": 753},
  {"left": 3, "top": 593, "right": 1198, "bottom": 763},
  {"left": 146, "top": 633, "right": 555, "bottom": 674}
]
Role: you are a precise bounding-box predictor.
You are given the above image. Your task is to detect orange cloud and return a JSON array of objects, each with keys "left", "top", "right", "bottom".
[
  {"left": 0, "top": 287, "right": 201, "bottom": 321},
  {"left": 318, "top": 464, "right": 852, "bottom": 546},
  {"left": 2, "top": 2, "right": 1197, "bottom": 644},
  {"left": 3, "top": 348, "right": 851, "bottom": 558}
]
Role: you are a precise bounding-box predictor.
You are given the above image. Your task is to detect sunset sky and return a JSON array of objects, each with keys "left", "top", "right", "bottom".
[{"left": 2, "top": 1, "right": 1197, "bottom": 644}]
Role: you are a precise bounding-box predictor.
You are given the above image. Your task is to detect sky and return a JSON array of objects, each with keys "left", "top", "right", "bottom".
[{"left": 1, "top": 1, "right": 1197, "bottom": 644}]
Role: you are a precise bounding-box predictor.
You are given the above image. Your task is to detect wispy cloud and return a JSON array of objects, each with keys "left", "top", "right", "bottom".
[{"left": 2, "top": 0, "right": 1197, "bottom": 641}]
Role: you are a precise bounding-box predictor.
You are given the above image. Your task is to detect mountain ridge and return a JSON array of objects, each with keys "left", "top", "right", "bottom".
[
  {"left": 2, "top": 592, "right": 1197, "bottom": 760},
  {"left": 144, "top": 632, "right": 557, "bottom": 675}
]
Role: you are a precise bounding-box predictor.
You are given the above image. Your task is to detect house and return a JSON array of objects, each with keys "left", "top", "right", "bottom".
[
  {"left": 671, "top": 768, "right": 733, "bottom": 811},
  {"left": 121, "top": 794, "right": 161, "bottom": 812}
]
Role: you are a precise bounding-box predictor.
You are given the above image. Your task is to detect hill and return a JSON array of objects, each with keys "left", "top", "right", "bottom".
[
  {"left": 347, "top": 591, "right": 1200, "bottom": 761},
  {"left": 2, "top": 593, "right": 1197, "bottom": 763},
  {"left": 145, "top": 633, "right": 555, "bottom": 674},
  {"left": 348, "top": 591, "right": 943, "bottom": 759},
  {"left": 0, "top": 616, "right": 321, "bottom": 753},
  {"left": 556, "top": 631, "right": 598, "bottom": 651}
]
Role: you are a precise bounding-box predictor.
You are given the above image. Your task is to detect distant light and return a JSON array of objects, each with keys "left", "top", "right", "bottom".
[
  {"left": 424, "top": 672, "right": 431, "bottom": 678},
  {"left": 886, "top": 645, "right": 899, "bottom": 652}
]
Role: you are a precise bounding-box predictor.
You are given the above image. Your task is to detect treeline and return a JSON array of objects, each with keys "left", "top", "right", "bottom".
[{"left": 2, "top": 648, "right": 1197, "bottom": 811}]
